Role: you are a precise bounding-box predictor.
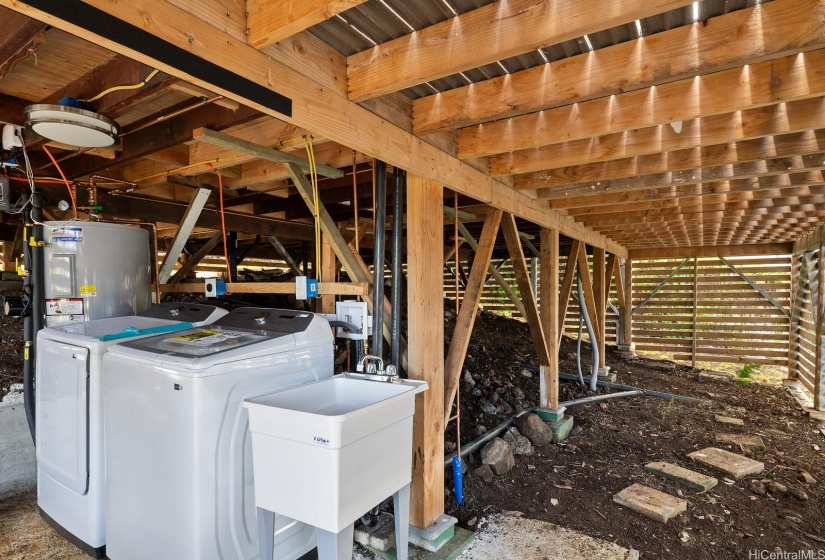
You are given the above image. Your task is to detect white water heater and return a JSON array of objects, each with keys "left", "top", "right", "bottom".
[{"left": 43, "top": 221, "right": 151, "bottom": 326}]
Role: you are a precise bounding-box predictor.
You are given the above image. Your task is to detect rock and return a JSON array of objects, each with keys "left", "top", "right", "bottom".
[
  {"left": 473, "top": 464, "right": 495, "bottom": 484},
  {"left": 571, "top": 425, "right": 583, "bottom": 436},
  {"left": 564, "top": 444, "right": 578, "bottom": 453},
  {"left": 513, "top": 387, "right": 524, "bottom": 399},
  {"left": 476, "top": 425, "right": 488, "bottom": 436},
  {"left": 514, "top": 413, "right": 554, "bottom": 447},
  {"left": 502, "top": 427, "right": 532, "bottom": 455},
  {"left": 766, "top": 481, "right": 788, "bottom": 495},
  {"left": 787, "top": 486, "right": 809, "bottom": 501},
  {"left": 480, "top": 400, "right": 498, "bottom": 416},
  {"left": 565, "top": 353, "right": 577, "bottom": 360},
  {"left": 490, "top": 392, "right": 500, "bottom": 404},
  {"left": 520, "top": 369, "right": 533, "bottom": 378},
  {"left": 480, "top": 438, "right": 515, "bottom": 475},
  {"left": 444, "top": 441, "right": 457, "bottom": 453},
  {"left": 471, "top": 387, "right": 482, "bottom": 397},
  {"left": 463, "top": 370, "right": 475, "bottom": 386},
  {"left": 798, "top": 470, "right": 817, "bottom": 485},
  {"left": 749, "top": 480, "right": 767, "bottom": 496}
]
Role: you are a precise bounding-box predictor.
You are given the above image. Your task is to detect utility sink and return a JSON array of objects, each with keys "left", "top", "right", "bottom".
[{"left": 243, "top": 373, "right": 428, "bottom": 534}]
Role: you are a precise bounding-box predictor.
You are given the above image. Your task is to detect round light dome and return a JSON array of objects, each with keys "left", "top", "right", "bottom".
[{"left": 24, "top": 104, "right": 120, "bottom": 148}]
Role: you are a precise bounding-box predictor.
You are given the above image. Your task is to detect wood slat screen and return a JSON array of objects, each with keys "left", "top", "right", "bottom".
[{"left": 789, "top": 247, "right": 824, "bottom": 409}]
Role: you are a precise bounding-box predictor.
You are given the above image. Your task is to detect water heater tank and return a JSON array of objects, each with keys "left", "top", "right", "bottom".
[{"left": 43, "top": 221, "right": 151, "bottom": 326}]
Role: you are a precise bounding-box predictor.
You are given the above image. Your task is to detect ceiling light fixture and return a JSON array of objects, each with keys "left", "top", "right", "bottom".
[{"left": 24, "top": 104, "right": 120, "bottom": 148}]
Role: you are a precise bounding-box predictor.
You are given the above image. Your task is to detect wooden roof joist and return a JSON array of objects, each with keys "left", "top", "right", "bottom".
[
  {"left": 517, "top": 130, "right": 825, "bottom": 190},
  {"left": 347, "top": 0, "right": 696, "bottom": 102},
  {"left": 413, "top": 0, "right": 825, "bottom": 134},
  {"left": 492, "top": 96, "right": 825, "bottom": 176},
  {"left": 3, "top": 0, "right": 626, "bottom": 257},
  {"left": 459, "top": 48, "right": 825, "bottom": 160}
]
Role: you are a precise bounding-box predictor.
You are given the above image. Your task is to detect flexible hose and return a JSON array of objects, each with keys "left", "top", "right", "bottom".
[
  {"left": 80, "top": 69, "right": 159, "bottom": 103},
  {"left": 576, "top": 313, "right": 585, "bottom": 386}
]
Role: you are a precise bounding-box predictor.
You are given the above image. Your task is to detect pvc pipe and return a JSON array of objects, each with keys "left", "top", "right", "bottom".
[
  {"left": 390, "top": 167, "right": 404, "bottom": 368},
  {"left": 562, "top": 389, "right": 644, "bottom": 408},
  {"left": 372, "top": 161, "right": 387, "bottom": 359},
  {"left": 576, "top": 313, "right": 585, "bottom": 386},
  {"left": 327, "top": 320, "right": 361, "bottom": 334}
]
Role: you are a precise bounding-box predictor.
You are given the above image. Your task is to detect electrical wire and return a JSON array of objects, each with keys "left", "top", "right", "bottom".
[
  {"left": 41, "top": 146, "right": 77, "bottom": 218},
  {"left": 303, "top": 136, "right": 321, "bottom": 278},
  {"left": 209, "top": 165, "right": 233, "bottom": 285},
  {"left": 80, "top": 69, "right": 160, "bottom": 103}
]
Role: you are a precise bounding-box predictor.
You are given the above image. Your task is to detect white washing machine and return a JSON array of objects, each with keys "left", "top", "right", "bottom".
[
  {"left": 102, "top": 307, "right": 334, "bottom": 560},
  {"left": 35, "top": 302, "right": 228, "bottom": 558}
]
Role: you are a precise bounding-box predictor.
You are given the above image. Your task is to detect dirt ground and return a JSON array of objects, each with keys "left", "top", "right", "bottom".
[
  {"left": 442, "top": 309, "right": 825, "bottom": 560},
  {"left": 1, "top": 299, "right": 824, "bottom": 559}
]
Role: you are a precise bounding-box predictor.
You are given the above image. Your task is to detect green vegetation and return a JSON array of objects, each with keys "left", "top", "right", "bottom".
[{"left": 736, "top": 363, "right": 760, "bottom": 387}]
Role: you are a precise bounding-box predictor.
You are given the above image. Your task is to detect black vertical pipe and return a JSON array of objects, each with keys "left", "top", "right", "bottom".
[
  {"left": 228, "top": 231, "right": 238, "bottom": 281},
  {"left": 372, "top": 160, "right": 387, "bottom": 359},
  {"left": 390, "top": 168, "right": 405, "bottom": 368},
  {"left": 22, "top": 191, "right": 45, "bottom": 442}
]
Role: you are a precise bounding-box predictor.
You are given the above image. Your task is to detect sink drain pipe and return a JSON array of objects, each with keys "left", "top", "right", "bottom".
[
  {"left": 576, "top": 270, "right": 599, "bottom": 391},
  {"left": 371, "top": 160, "right": 387, "bottom": 359},
  {"left": 444, "top": 385, "right": 698, "bottom": 467}
]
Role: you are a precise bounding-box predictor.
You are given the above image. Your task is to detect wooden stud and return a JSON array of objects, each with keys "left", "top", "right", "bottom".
[
  {"left": 692, "top": 257, "right": 699, "bottom": 368},
  {"left": 406, "top": 173, "right": 445, "bottom": 529},
  {"left": 158, "top": 282, "right": 368, "bottom": 295},
  {"left": 539, "top": 228, "right": 560, "bottom": 410},
  {"left": 167, "top": 231, "right": 223, "bottom": 284},
  {"left": 319, "top": 233, "right": 336, "bottom": 314},
  {"left": 577, "top": 245, "right": 602, "bottom": 346},
  {"left": 623, "top": 258, "right": 634, "bottom": 351},
  {"left": 502, "top": 213, "right": 550, "bottom": 365},
  {"left": 443, "top": 209, "right": 503, "bottom": 422},
  {"left": 157, "top": 188, "right": 212, "bottom": 283}
]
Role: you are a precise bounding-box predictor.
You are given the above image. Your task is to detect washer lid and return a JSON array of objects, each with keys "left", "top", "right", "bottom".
[{"left": 38, "top": 316, "right": 180, "bottom": 353}]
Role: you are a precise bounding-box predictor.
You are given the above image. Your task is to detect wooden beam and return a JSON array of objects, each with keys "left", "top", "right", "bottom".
[
  {"left": 538, "top": 154, "right": 825, "bottom": 202},
  {"left": 558, "top": 240, "right": 581, "bottom": 344},
  {"left": 0, "top": 9, "right": 46, "bottom": 82},
  {"left": 443, "top": 209, "right": 503, "bottom": 422},
  {"left": 514, "top": 129, "right": 825, "bottom": 189},
  {"left": 347, "top": 0, "right": 694, "bottom": 102},
  {"left": 794, "top": 223, "right": 825, "bottom": 253},
  {"left": 629, "top": 244, "right": 794, "bottom": 259},
  {"left": 167, "top": 231, "right": 222, "bottom": 284},
  {"left": 459, "top": 48, "right": 825, "bottom": 159},
  {"left": 192, "top": 127, "right": 343, "bottom": 179},
  {"left": 98, "top": 193, "right": 314, "bottom": 240},
  {"left": 158, "top": 188, "right": 212, "bottom": 283},
  {"left": 413, "top": 0, "right": 825, "bottom": 134},
  {"left": 3, "top": 0, "right": 626, "bottom": 258},
  {"left": 158, "top": 281, "right": 368, "bottom": 295},
  {"left": 593, "top": 248, "right": 606, "bottom": 369},
  {"left": 491, "top": 96, "right": 825, "bottom": 176},
  {"left": 318, "top": 232, "right": 336, "bottom": 314},
  {"left": 168, "top": 81, "right": 240, "bottom": 110},
  {"left": 406, "top": 173, "right": 445, "bottom": 529},
  {"left": 267, "top": 234, "right": 302, "bottom": 276},
  {"left": 539, "top": 228, "right": 559, "bottom": 409},
  {"left": 247, "top": 0, "right": 369, "bottom": 49},
  {"left": 502, "top": 213, "right": 550, "bottom": 365}
]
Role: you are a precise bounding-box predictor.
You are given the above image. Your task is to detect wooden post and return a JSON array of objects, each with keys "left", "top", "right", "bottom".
[
  {"left": 622, "top": 258, "right": 634, "bottom": 353},
  {"left": 319, "top": 233, "right": 336, "bottom": 314},
  {"left": 816, "top": 242, "right": 825, "bottom": 409},
  {"left": 406, "top": 173, "right": 444, "bottom": 529},
  {"left": 788, "top": 252, "right": 803, "bottom": 381},
  {"left": 692, "top": 257, "right": 699, "bottom": 368},
  {"left": 539, "top": 229, "right": 560, "bottom": 410},
  {"left": 558, "top": 241, "right": 582, "bottom": 343},
  {"left": 593, "top": 248, "right": 606, "bottom": 368}
]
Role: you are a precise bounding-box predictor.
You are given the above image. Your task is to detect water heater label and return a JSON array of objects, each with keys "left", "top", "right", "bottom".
[
  {"left": 50, "top": 227, "right": 83, "bottom": 243},
  {"left": 80, "top": 285, "right": 97, "bottom": 297},
  {"left": 45, "top": 298, "right": 84, "bottom": 316}
]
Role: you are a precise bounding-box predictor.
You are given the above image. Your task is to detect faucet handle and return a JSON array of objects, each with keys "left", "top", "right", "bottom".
[{"left": 384, "top": 364, "right": 397, "bottom": 379}]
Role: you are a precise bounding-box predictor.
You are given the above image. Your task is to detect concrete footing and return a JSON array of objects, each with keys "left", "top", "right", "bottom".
[
  {"left": 597, "top": 366, "right": 616, "bottom": 382},
  {"left": 536, "top": 407, "right": 566, "bottom": 423},
  {"left": 355, "top": 512, "right": 397, "bottom": 552},
  {"left": 361, "top": 514, "right": 473, "bottom": 560},
  {"left": 409, "top": 515, "right": 458, "bottom": 552},
  {"left": 548, "top": 415, "right": 574, "bottom": 443},
  {"left": 616, "top": 344, "right": 636, "bottom": 358}
]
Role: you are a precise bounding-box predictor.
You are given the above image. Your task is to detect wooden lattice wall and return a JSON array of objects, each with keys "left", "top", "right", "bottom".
[{"left": 789, "top": 246, "right": 825, "bottom": 409}]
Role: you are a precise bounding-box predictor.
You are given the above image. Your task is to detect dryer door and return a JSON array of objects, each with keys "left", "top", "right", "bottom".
[{"left": 36, "top": 339, "right": 90, "bottom": 495}]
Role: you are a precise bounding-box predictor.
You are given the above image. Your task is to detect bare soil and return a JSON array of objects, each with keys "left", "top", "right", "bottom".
[{"left": 443, "top": 309, "right": 825, "bottom": 559}]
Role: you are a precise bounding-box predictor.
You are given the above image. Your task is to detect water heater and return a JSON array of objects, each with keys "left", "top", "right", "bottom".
[{"left": 43, "top": 221, "right": 151, "bottom": 326}]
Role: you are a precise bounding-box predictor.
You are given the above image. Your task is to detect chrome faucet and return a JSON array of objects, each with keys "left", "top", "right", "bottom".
[{"left": 355, "top": 355, "right": 400, "bottom": 383}]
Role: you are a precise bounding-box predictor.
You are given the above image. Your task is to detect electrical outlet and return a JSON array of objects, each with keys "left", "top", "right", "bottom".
[{"left": 0, "top": 177, "right": 10, "bottom": 212}]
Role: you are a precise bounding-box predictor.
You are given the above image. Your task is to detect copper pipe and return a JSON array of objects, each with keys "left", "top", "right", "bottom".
[{"left": 119, "top": 95, "right": 224, "bottom": 137}]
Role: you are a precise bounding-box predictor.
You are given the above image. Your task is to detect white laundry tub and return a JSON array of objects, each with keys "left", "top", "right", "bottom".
[{"left": 244, "top": 374, "right": 428, "bottom": 534}]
